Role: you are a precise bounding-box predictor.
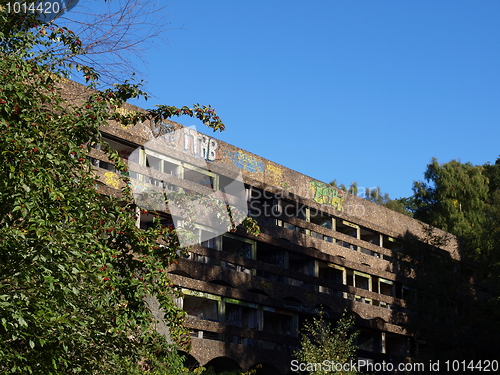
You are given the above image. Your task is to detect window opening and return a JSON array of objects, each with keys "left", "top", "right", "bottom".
[
  {"left": 336, "top": 219, "right": 359, "bottom": 238},
  {"left": 379, "top": 278, "right": 394, "bottom": 297},
  {"left": 318, "top": 262, "right": 344, "bottom": 284},
  {"left": 279, "top": 199, "right": 307, "bottom": 221},
  {"left": 263, "top": 310, "right": 295, "bottom": 336},
  {"left": 309, "top": 209, "right": 333, "bottom": 229},
  {"left": 184, "top": 166, "right": 216, "bottom": 189},
  {"left": 183, "top": 294, "right": 219, "bottom": 321},
  {"left": 288, "top": 253, "right": 314, "bottom": 275},
  {"left": 382, "top": 236, "right": 401, "bottom": 252},
  {"left": 256, "top": 243, "right": 286, "bottom": 268},
  {"left": 224, "top": 300, "right": 259, "bottom": 329},
  {"left": 139, "top": 212, "right": 173, "bottom": 231},
  {"left": 360, "top": 227, "right": 380, "bottom": 246},
  {"left": 221, "top": 234, "right": 255, "bottom": 259},
  {"left": 357, "top": 330, "right": 375, "bottom": 352},
  {"left": 355, "top": 274, "right": 370, "bottom": 291},
  {"left": 196, "top": 227, "right": 219, "bottom": 249}
]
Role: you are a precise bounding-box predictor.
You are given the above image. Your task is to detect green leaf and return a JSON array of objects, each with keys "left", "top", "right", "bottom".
[{"left": 17, "top": 316, "right": 27, "bottom": 327}]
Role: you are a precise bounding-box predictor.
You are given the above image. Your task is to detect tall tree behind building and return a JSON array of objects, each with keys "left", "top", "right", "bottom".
[
  {"left": 410, "top": 158, "right": 490, "bottom": 257},
  {"left": 404, "top": 157, "right": 500, "bottom": 362},
  {"left": 409, "top": 157, "right": 500, "bottom": 283}
]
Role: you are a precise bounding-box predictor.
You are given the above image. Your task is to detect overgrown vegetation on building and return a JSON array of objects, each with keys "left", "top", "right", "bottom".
[{"left": 0, "top": 4, "right": 230, "bottom": 373}]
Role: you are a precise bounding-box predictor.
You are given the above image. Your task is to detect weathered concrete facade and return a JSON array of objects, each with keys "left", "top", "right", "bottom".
[{"left": 75, "top": 79, "right": 466, "bottom": 374}]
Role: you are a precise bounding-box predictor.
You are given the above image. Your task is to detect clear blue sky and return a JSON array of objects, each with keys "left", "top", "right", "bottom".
[{"left": 74, "top": 1, "right": 500, "bottom": 199}]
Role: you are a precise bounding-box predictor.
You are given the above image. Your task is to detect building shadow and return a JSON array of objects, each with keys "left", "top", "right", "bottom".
[{"left": 391, "top": 224, "right": 500, "bottom": 372}]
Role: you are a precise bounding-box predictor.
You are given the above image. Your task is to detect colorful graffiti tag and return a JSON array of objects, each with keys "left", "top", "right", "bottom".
[
  {"left": 309, "top": 181, "right": 344, "bottom": 211},
  {"left": 116, "top": 107, "right": 138, "bottom": 128},
  {"left": 280, "top": 181, "right": 290, "bottom": 189},
  {"left": 224, "top": 150, "right": 265, "bottom": 173},
  {"left": 182, "top": 128, "right": 219, "bottom": 162},
  {"left": 104, "top": 171, "right": 119, "bottom": 189},
  {"left": 145, "top": 126, "right": 220, "bottom": 162},
  {"left": 266, "top": 163, "right": 283, "bottom": 186}
]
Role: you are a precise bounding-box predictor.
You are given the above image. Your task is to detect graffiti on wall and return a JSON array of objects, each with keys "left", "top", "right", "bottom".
[
  {"left": 309, "top": 181, "right": 344, "bottom": 211},
  {"left": 145, "top": 126, "right": 220, "bottom": 162},
  {"left": 266, "top": 163, "right": 283, "bottom": 186},
  {"left": 116, "top": 107, "right": 138, "bottom": 128},
  {"left": 224, "top": 150, "right": 265, "bottom": 173},
  {"left": 182, "top": 127, "right": 219, "bottom": 162},
  {"left": 104, "top": 171, "right": 119, "bottom": 189}
]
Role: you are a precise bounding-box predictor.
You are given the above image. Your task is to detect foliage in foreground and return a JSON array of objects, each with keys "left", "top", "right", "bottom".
[
  {"left": 0, "top": 6, "right": 244, "bottom": 374},
  {"left": 294, "top": 312, "right": 362, "bottom": 375}
]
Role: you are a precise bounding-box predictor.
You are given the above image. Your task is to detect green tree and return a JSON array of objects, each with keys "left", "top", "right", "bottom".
[
  {"left": 406, "top": 157, "right": 500, "bottom": 362},
  {"left": 293, "top": 312, "right": 362, "bottom": 375},
  {"left": 410, "top": 158, "right": 490, "bottom": 257},
  {"left": 0, "top": 6, "right": 242, "bottom": 374},
  {"left": 482, "top": 158, "right": 500, "bottom": 290}
]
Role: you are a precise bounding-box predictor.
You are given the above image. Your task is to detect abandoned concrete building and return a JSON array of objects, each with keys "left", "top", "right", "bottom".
[{"left": 85, "top": 91, "right": 466, "bottom": 374}]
